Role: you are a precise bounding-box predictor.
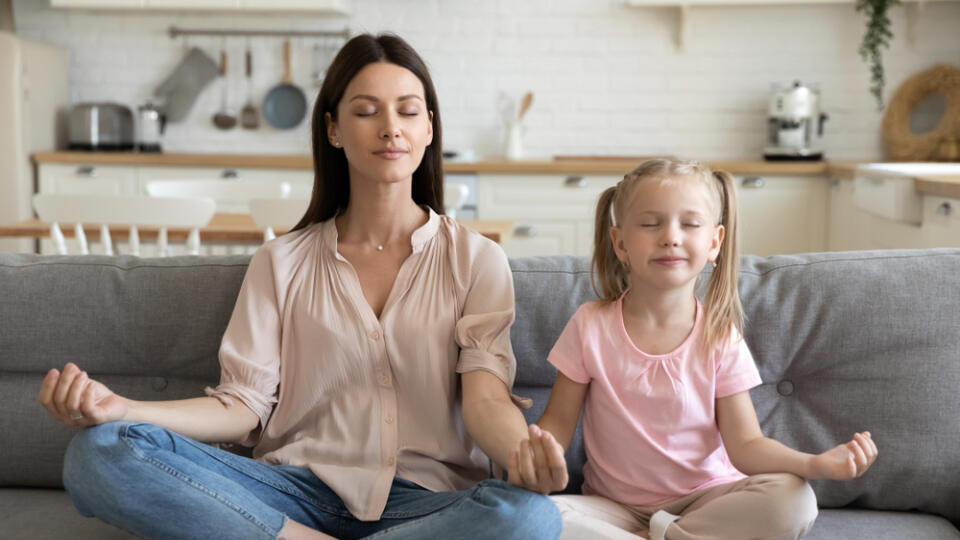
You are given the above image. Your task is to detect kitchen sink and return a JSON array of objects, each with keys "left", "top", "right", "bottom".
[{"left": 853, "top": 163, "right": 960, "bottom": 224}]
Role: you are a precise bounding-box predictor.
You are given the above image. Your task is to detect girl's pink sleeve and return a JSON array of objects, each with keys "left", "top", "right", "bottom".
[
  {"left": 547, "top": 307, "right": 592, "bottom": 384},
  {"left": 716, "top": 331, "right": 762, "bottom": 398}
]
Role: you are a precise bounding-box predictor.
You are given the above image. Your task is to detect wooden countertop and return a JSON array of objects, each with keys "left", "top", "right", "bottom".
[
  {"left": 31, "top": 152, "right": 960, "bottom": 198},
  {"left": 913, "top": 174, "right": 960, "bottom": 198},
  {"left": 33, "top": 152, "right": 828, "bottom": 175},
  {"left": 0, "top": 214, "right": 515, "bottom": 245}
]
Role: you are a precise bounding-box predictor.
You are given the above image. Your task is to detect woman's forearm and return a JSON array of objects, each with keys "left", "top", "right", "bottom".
[
  {"left": 462, "top": 395, "right": 529, "bottom": 471},
  {"left": 122, "top": 396, "right": 260, "bottom": 444}
]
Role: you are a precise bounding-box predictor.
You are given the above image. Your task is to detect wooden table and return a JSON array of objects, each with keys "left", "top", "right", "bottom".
[{"left": 0, "top": 214, "right": 514, "bottom": 245}]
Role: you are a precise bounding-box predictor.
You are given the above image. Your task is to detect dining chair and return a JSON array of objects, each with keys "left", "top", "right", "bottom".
[
  {"left": 444, "top": 182, "right": 470, "bottom": 218},
  {"left": 248, "top": 197, "right": 310, "bottom": 242},
  {"left": 144, "top": 180, "right": 294, "bottom": 213},
  {"left": 32, "top": 193, "right": 216, "bottom": 256}
]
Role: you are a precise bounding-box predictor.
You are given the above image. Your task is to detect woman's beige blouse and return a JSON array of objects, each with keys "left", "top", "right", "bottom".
[{"left": 205, "top": 209, "right": 518, "bottom": 521}]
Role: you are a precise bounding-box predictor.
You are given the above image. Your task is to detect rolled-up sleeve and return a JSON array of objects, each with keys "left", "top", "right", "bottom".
[
  {"left": 454, "top": 241, "right": 521, "bottom": 396},
  {"left": 205, "top": 247, "right": 281, "bottom": 445}
]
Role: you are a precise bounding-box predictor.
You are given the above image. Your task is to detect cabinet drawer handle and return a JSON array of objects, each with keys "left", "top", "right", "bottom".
[
  {"left": 937, "top": 201, "right": 952, "bottom": 216},
  {"left": 514, "top": 225, "right": 538, "bottom": 237},
  {"left": 741, "top": 176, "right": 766, "bottom": 189},
  {"left": 564, "top": 176, "right": 587, "bottom": 188},
  {"left": 221, "top": 169, "right": 240, "bottom": 180},
  {"left": 76, "top": 166, "right": 97, "bottom": 177}
]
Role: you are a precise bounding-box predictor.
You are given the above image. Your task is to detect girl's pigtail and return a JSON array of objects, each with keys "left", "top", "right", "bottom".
[
  {"left": 703, "top": 170, "right": 745, "bottom": 351},
  {"left": 591, "top": 186, "right": 629, "bottom": 301}
]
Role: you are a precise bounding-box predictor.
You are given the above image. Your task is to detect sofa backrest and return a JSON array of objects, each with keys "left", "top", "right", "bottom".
[{"left": 2, "top": 250, "right": 958, "bottom": 526}]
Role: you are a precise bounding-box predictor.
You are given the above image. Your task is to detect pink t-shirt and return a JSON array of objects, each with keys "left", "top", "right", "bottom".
[{"left": 548, "top": 296, "right": 762, "bottom": 507}]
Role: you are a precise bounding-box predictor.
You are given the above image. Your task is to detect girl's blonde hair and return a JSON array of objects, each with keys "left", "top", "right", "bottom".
[{"left": 591, "top": 158, "right": 744, "bottom": 351}]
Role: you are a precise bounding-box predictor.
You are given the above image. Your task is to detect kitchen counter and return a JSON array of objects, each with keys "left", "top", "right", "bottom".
[
  {"left": 31, "top": 152, "right": 960, "bottom": 198},
  {"left": 32, "top": 152, "right": 829, "bottom": 175}
]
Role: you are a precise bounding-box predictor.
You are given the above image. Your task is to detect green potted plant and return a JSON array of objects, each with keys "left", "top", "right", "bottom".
[{"left": 857, "top": 0, "right": 901, "bottom": 110}]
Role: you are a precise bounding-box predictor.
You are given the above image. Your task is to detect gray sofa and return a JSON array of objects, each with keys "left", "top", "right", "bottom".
[{"left": 1, "top": 249, "right": 959, "bottom": 539}]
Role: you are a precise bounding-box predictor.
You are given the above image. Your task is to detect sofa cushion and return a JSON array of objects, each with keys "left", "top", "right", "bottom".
[
  {"left": 0, "top": 488, "right": 134, "bottom": 539},
  {"left": 735, "top": 250, "right": 960, "bottom": 525},
  {"left": 0, "top": 254, "right": 250, "bottom": 487},
  {"left": 806, "top": 509, "right": 960, "bottom": 540}
]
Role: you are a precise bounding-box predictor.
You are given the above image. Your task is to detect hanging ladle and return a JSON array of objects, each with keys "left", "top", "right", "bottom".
[{"left": 213, "top": 47, "right": 237, "bottom": 130}]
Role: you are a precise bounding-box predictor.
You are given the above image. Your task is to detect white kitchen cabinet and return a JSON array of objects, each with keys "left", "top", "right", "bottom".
[
  {"left": 830, "top": 176, "right": 944, "bottom": 251},
  {"left": 921, "top": 196, "right": 960, "bottom": 248},
  {"left": 477, "top": 172, "right": 830, "bottom": 258},
  {"left": 476, "top": 173, "right": 621, "bottom": 257},
  {"left": 827, "top": 177, "right": 872, "bottom": 252},
  {"left": 38, "top": 163, "right": 139, "bottom": 196},
  {"left": 735, "top": 175, "right": 828, "bottom": 256}
]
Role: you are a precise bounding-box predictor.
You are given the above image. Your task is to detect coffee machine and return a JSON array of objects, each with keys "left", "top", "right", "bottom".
[
  {"left": 137, "top": 102, "right": 166, "bottom": 153},
  {"left": 763, "top": 81, "right": 828, "bottom": 161}
]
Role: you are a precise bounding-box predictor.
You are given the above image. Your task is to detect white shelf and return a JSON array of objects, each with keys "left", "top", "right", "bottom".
[{"left": 624, "top": 0, "right": 957, "bottom": 49}]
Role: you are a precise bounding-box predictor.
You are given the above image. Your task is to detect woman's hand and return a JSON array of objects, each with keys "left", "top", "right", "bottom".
[
  {"left": 38, "top": 363, "right": 128, "bottom": 427},
  {"left": 507, "top": 424, "right": 569, "bottom": 494},
  {"left": 807, "top": 431, "right": 878, "bottom": 480}
]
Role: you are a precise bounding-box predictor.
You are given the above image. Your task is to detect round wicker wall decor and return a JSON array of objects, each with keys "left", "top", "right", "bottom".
[{"left": 881, "top": 64, "right": 960, "bottom": 161}]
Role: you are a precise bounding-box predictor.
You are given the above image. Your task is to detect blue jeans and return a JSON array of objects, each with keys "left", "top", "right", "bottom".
[{"left": 63, "top": 422, "right": 561, "bottom": 540}]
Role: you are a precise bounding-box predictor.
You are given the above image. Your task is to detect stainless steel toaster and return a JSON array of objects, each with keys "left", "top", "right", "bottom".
[{"left": 68, "top": 102, "right": 135, "bottom": 151}]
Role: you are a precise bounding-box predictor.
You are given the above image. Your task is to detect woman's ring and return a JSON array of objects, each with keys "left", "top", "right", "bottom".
[{"left": 69, "top": 413, "right": 84, "bottom": 420}]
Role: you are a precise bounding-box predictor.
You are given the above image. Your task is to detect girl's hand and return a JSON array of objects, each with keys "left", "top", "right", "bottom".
[
  {"left": 38, "top": 363, "right": 128, "bottom": 427},
  {"left": 807, "top": 431, "right": 878, "bottom": 480},
  {"left": 507, "top": 424, "right": 569, "bottom": 494}
]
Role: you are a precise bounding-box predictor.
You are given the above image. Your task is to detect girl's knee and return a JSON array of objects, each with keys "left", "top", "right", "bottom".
[{"left": 762, "top": 473, "right": 819, "bottom": 533}]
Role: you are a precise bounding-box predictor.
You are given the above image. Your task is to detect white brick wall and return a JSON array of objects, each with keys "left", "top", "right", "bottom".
[{"left": 12, "top": 0, "right": 960, "bottom": 160}]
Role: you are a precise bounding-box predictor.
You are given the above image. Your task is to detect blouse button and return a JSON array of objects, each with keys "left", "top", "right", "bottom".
[
  {"left": 386, "top": 457, "right": 395, "bottom": 466},
  {"left": 385, "top": 416, "right": 394, "bottom": 424},
  {"left": 370, "top": 329, "right": 381, "bottom": 341}
]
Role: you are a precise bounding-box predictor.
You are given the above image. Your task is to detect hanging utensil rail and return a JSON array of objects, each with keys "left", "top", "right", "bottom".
[{"left": 168, "top": 26, "right": 350, "bottom": 39}]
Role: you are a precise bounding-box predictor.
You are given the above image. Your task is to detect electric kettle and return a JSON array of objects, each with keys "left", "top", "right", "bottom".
[{"left": 137, "top": 102, "right": 166, "bottom": 153}]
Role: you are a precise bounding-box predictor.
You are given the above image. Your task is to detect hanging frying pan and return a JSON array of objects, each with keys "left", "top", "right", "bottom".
[{"left": 262, "top": 39, "right": 307, "bottom": 130}]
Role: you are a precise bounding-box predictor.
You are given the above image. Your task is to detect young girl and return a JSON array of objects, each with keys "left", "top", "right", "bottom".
[{"left": 509, "top": 158, "right": 878, "bottom": 540}]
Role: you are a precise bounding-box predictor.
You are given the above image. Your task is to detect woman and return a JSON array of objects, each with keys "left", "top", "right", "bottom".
[{"left": 38, "top": 33, "right": 561, "bottom": 540}]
